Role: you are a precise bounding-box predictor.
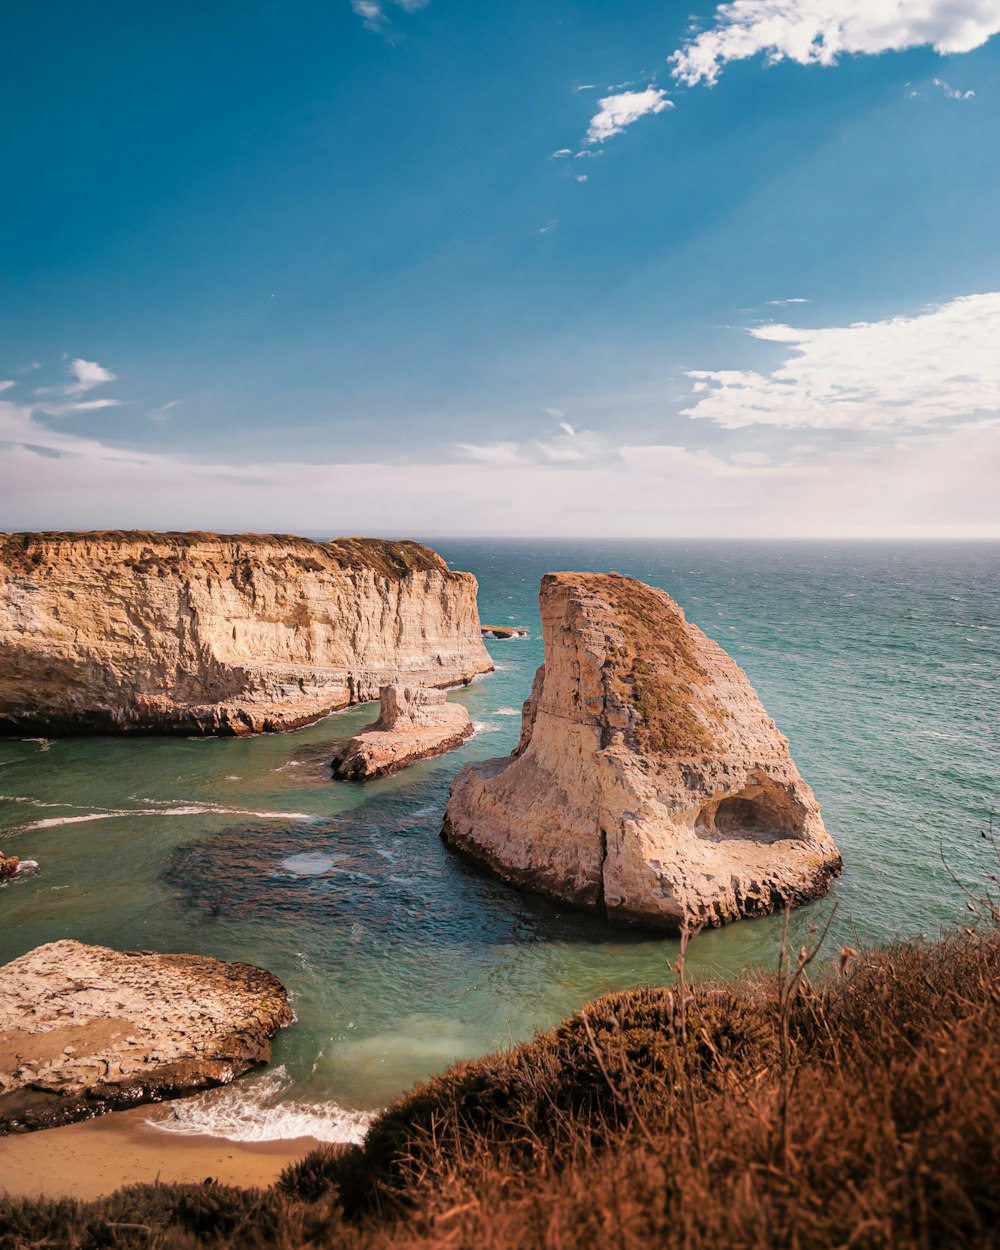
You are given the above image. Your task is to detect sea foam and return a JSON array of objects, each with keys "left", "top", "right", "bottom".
[{"left": 145, "top": 1067, "right": 375, "bottom": 1144}]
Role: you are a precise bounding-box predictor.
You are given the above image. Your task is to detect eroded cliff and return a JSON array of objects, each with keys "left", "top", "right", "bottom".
[
  {"left": 331, "top": 684, "right": 473, "bottom": 780},
  {"left": 0, "top": 532, "right": 493, "bottom": 734},
  {"left": 443, "top": 572, "right": 842, "bottom": 932}
]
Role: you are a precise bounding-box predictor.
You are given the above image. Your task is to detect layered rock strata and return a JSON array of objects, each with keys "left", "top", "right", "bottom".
[
  {"left": 331, "top": 684, "right": 473, "bottom": 780},
  {"left": 0, "top": 940, "right": 293, "bottom": 1133},
  {"left": 443, "top": 572, "right": 842, "bottom": 932},
  {"left": 0, "top": 532, "right": 493, "bottom": 734}
]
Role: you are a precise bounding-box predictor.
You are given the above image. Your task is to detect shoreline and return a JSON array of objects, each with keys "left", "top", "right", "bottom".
[{"left": 0, "top": 1105, "right": 323, "bottom": 1201}]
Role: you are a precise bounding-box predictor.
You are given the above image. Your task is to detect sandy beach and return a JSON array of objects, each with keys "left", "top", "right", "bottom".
[{"left": 0, "top": 1105, "right": 322, "bottom": 1201}]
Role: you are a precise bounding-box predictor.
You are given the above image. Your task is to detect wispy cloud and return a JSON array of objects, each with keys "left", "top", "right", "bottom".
[
  {"left": 670, "top": 0, "right": 1000, "bottom": 87},
  {"left": 351, "top": 0, "right": 429, "bottom": 32},
  {"left": 682, "top": 292, "right": 1000, "bottom": 430},
  {"left": 586, "top": 88, "right": 674, "bottom": 143},
  {"left": 40, "top": 398, "right": 124, "bottom": 417},
  {"left": 2, "top": 385, "right": 997, "bottom": 537},
  {"left": 932, "top": 76, "right": 976, "bottom": 99},
  {"left": 766, "top": 297, "right": 810, "bottom": 306},
  {"left": 65, "top": 358, "right": 117, "bottom": 395}
]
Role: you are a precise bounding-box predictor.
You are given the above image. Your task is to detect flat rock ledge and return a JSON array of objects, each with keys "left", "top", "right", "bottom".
[
  {"left": 0, "top": 940, "right": 293, "bottom": 1134},
  {"left": 332, "top": 684, "right": 473, "bottom": 780},
  {"left": 443, "top": 572, "right": 842, "bottom": 933}
]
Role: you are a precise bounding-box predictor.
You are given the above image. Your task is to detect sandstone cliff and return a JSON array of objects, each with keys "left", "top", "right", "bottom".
[
  {"left": 0, "top": 940, "right": 292, "bottom": 1133},
  {"left": 443, "top": 572, "right": 842, "bottom": 932},
  {"left": 331, "top": 684, "right": 473, "bottom": 780},
  {"left": 0, "top": 532, "right": 493, "bottom": 734}
]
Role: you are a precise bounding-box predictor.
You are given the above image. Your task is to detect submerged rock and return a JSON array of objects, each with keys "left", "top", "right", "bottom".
[
  {"left": 0, "top": 532, "right": 493, "bottom": 735},
  {"left": 443, "top": 572, "right": 842, "bottom": 932},
  {"left": 331, "top": 684, "right": 473, "bottom": 780},
  {"left": 0, "top": 940, "right": 293, "bottom": 1133}
]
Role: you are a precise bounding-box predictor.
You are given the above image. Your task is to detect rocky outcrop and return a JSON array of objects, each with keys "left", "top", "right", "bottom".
[
  {"left": 331, "top": 684, "right": 473, "bottom": 780},
  {"left": 0, "top": 940, "right": 293, "bottom": 1133},
  {"left": 443, "top": 572, "right": 842, "bottom": 932},
  {"left": 0, "top": 532, "right": 493, "bottom": 735},
  {"left": 481, "top": 625, "right": 527, "bottom": 639},
  {"left": 0, "top": 853, "right": 18, "bottom": 883}
]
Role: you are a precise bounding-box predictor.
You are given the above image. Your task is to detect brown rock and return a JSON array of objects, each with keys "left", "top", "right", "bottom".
[
  {"left": 0, "top": 940, "right": 293, "bottom": 1133},
  {"left": 443, "top": 572, "right": 842, "bottom": 932},
  {"left": 0, "top": 532, "right": 493, "bottom": 735},
  {"left": 0, "top": 854, "right": 19, "bottom": 883},
  {"left": 331, "top": 684, "right": 474, "bottom": 780}
]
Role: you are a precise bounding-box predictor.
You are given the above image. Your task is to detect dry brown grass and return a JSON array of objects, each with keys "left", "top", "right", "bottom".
[
  {"left": 591, "top": 574, "right": 724, "bottom": 757},
  {"left": 0, "top": 533, "right": 453, "bottom": 581},
  {"left": 2, "top": 926, "right": 998, "bottom": 1250}
]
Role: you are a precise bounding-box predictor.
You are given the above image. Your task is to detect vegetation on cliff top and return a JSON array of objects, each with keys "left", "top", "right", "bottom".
[
  {"left": 566, "top": 572, "right": 726, "bottom": 758},
  {"left": 0, "top": 533, "right": 458, "bottom": 580},
  {"left": 2, "top": 924, "right": 997, "bottom": 1249}
]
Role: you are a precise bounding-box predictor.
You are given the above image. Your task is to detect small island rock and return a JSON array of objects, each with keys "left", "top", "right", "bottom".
[
  {"left": 0, "top": 853, "right": 18, "bottom": 882},
  {"left": 443, "top": 572, "right": 842, "bottom": 932},
  {"left": 0, "top": 940, "right": 293, "bottom": 1133},
  {"left": 332, "top": 684, "right": 473, "bottom": 780}
]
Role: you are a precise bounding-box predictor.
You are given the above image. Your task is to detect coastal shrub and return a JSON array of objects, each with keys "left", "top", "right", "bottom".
[{"left": 2, "top": 928, "right": 998, "bottom": 1249}]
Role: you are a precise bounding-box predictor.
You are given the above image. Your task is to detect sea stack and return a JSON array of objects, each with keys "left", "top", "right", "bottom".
[
  {"left": 0, "top": 532, "right": 493, "bottom": 735},
  {"left": 331, "top": 684, "right": 474, "bottom": 779},
  {"left": 0, "top": 940, "right": 293, "bottom": 1133},
  {"left": 443, "top": 572, "right": 842, "bottom": 932}
]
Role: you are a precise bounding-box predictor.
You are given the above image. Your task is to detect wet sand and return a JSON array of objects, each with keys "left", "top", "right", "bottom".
[{"left": 0, "top": 1105, "right": 323, "bottom": 1201}]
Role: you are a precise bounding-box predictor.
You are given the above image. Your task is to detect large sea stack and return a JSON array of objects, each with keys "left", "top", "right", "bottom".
[
  {"left": 443, "top": 572, "right": 842, "bottom": 932},
  {"left": 0, "top": 532, "right": 493, "bottom": 734}
]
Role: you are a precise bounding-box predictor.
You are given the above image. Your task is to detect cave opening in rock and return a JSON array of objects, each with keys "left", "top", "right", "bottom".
[{"left": 714, "top": 796, "right": 771, "bottom": 833}]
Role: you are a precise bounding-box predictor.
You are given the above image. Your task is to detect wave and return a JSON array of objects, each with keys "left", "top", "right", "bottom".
[
  {"left": 145, "top": 1067, "right": 375, "bottom": 1145},
  {"left": 493, "top": 707, "right": 522, "bottom": 716},
  {"left": 2, "top": 796, "right": 316, "bottom": 833}
]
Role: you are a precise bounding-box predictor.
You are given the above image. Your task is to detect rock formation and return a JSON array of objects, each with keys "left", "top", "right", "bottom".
[
  {"left": 0, "top": 853, "right": 18, "bottom": 883},
  {"left": 331, "top": 684, "right": 473, "bottom": 780},
  {"left": 0, "top": 532, "right": 493, "bottom": 734},
  {"left": 481, "top": 625, "right": 527, "bottom": 639},
  {"left": 443, "top": 572, "right": 842, "bottom": 932},
  {"left": 0, "top": 940, "right": 293, "bottom": 1133}
]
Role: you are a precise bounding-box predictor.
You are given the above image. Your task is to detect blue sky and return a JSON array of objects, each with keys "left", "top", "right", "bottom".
[{"left": 2, "top": 0, "right": 999, "bottom": 536}]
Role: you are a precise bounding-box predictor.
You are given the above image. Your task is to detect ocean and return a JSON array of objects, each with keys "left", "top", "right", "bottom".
[{"left": 1, "top": 539, "right": 997, "bottom": 1144}]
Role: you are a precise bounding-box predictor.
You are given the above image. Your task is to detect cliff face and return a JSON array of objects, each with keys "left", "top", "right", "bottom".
[
  {"left": 443, "top": 572, "right": 842, "bottom": 932},
  {"left": 0, "top": 532, "right": 493, "bottom": 735}
]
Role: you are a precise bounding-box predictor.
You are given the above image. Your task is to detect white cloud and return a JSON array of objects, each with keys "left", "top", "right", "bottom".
[
  {"left": 670, "top": 0, "right": 1000, "bottom": 87},
  {"left": 576, "top": 174, "right": 589, "bottom": 182},
  {"left": 2, "top": 390, "right": 997, "bottom": 537},
  {"left": 558, "top": 420, "right": 576, "bottom": 436},
  {"left": 586, "top": 88, "right": 674, "bottom": 143},
  {"left": 551, "top": 148, "right": 573, "bottom": 158},
  {"left": 682, "top": 292, "right": 1000, "bottom": 430},
  {"left": 351, "top": 0, "right": 428, "bottom": 31},
  {"left": 766, "top": 297, "right": 810, "bottom": 305},
  {"left": 40, "top": 398, "right": 125, "bottom": 417},
  {"left": 0, "top": 381, "right": 14, "bottom": 392},
  {"left": 66, "top": 358, "right": 117, "bottom": 395},
  {"left": 933, "top": 76, "right": 976, "bottom": 98}
]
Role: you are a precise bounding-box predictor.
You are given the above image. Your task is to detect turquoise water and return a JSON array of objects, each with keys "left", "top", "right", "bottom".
[{"left": 1, "top": 540, "right": 997, "bottom": 1140}]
